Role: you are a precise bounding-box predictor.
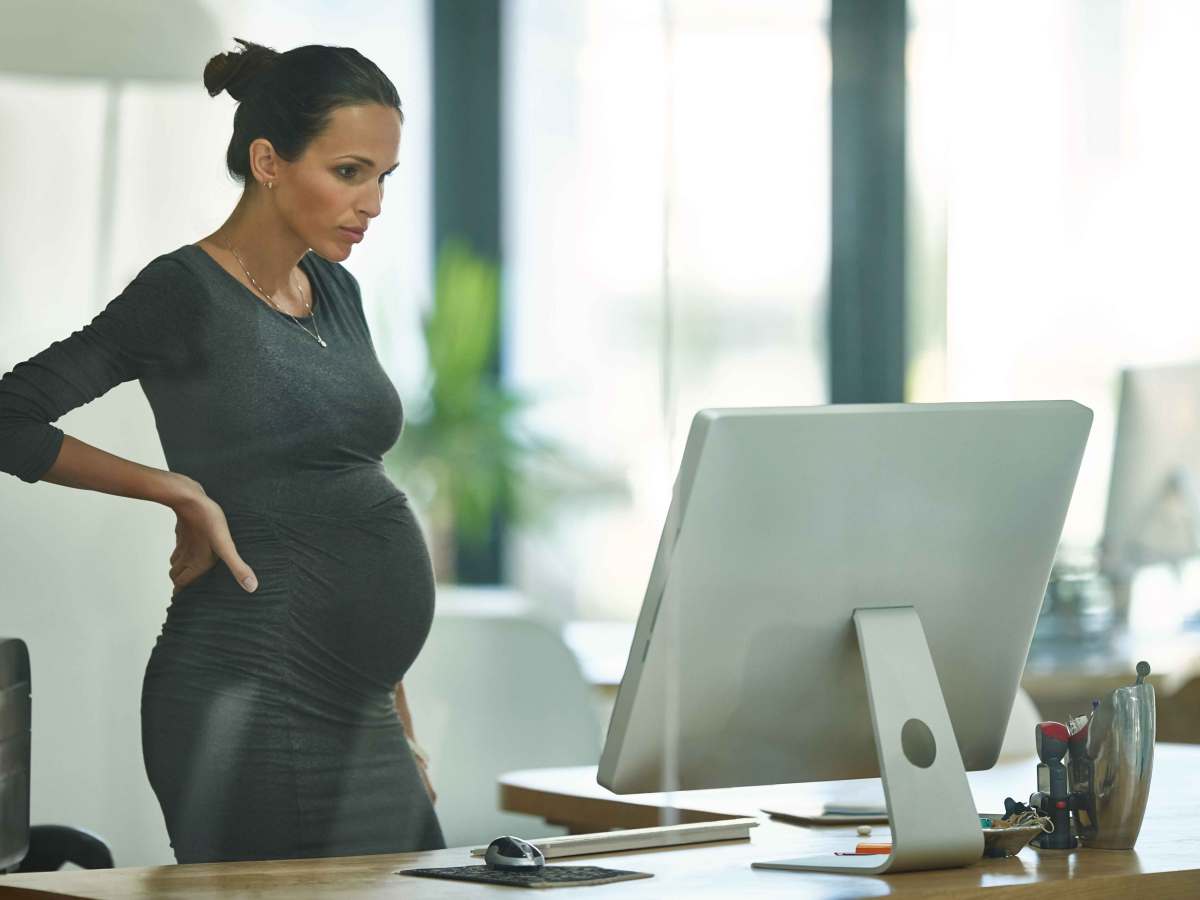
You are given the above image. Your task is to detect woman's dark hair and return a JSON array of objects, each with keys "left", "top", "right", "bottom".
[{"left": 203, "top": 38, "right": 403, "bottom": 186}]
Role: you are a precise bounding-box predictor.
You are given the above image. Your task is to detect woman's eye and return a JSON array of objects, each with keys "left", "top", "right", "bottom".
[{"left": 337, "top": 165, "right": 358, "bottom": 179}]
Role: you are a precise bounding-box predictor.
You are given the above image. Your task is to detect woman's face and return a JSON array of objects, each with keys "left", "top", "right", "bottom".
[{"left": 275, "top": 103, "right": 403, "bottom": 260}]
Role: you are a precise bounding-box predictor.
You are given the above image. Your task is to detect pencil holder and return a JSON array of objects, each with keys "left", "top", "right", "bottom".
[{"left": 1069, "top": 662, "right": 1155, "bottom": 850}]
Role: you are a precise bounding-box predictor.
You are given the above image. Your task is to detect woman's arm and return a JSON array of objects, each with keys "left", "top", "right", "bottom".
[
  {"left": 40, "top": 433, "right": 192, "bottom": 506},
  {"left": 394, "top": 681, "right": 437, "bottom": 803},
  {"left": 0, "top": 255, "right": 202, "bottom": 485},
  {"left": 0, "top": 257, "right": 258, "bottom": 592}
]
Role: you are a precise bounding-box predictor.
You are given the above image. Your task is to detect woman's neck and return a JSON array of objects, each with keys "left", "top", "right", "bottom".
[{"left": 208, "top": 192, "right": 308, "bottom": 296}]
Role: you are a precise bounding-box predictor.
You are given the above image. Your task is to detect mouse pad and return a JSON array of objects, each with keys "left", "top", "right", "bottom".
[{"left": 398, "top": 864, "right": 653, "bottom": 889}]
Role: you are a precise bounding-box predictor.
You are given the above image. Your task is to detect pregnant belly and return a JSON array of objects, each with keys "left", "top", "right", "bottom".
[{"left": 160, "top": 493, "right": 437, "bottom": 697}]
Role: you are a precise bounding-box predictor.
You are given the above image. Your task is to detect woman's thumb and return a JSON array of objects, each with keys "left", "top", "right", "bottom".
[
  {"left": 214, "top": 531, "right": 258, "bottom": 593},
  {"left": 225, "top": 552, "right": 258, "bottom": 593}
]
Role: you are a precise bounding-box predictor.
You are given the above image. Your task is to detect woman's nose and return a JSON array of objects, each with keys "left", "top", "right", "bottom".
[{"left": 359, "top": 183, "right": 383, "bottom": 218}]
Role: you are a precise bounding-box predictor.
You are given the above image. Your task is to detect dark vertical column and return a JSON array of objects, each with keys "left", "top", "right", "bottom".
[
  {"left": 434, "top": 0, "right": 502, "bottom": 262},
  {"left": 433, "top": 0, "right": 504, "bottom": 583},
  {"left": 829, "top": 0, "right": 907, "bottom": 404}
]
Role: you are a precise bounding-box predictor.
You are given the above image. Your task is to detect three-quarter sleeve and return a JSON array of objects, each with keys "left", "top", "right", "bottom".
[{"left": 0, "top": 256, "right": 201, "bottom": 484}]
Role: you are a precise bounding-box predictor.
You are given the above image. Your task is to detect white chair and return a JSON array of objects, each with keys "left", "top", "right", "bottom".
[{"left": 402, "top": 588, "right": 603, "bottom": 848}]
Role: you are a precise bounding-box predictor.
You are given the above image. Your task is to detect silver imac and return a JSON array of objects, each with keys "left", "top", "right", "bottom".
[
  {"left": 598, "top": 401, "right": 1092, "bottom": 875},
  {"left": 1101, "top": 362, "right": 1200, "bottom": 579}
]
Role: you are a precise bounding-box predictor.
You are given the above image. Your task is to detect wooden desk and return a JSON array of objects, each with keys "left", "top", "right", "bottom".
[
  {"left": 500, "top": 743, "right": 1200, "bottom": 898},
  {"left": 4, "top": 746, "right": 1199, "bottom": 898}
]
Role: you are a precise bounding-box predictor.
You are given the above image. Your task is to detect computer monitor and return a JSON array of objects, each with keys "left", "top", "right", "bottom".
[
  {"left": 1101, "top": 362, "right": 1200, "bottom": 579},
  {"left": 598, "top": 401, "right": 1092, "bottom": 874}
]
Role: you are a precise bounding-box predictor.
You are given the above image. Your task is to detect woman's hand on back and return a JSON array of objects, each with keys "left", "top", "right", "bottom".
[{"left": 168, "top": 475, "right": 259, "bottom": 595}]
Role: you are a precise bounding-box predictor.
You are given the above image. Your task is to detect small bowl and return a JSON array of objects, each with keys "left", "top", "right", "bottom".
[{"left": 980, "top": 814, "right": 1043, "bottom": 858}]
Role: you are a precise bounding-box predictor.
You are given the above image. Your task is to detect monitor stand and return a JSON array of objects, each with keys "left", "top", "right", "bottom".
[{"left": 752, "top": 605, "right": 984, "bottom": 874}]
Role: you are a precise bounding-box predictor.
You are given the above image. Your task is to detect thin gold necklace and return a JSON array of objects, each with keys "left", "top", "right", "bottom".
[{"left": 220, "top": 238, "right": 328, "bottom": 348}]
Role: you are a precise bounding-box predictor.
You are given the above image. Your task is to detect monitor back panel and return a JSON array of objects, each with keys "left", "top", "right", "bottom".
[{"left": 599, "top": 401, "right": 1092, "bottom": 793}]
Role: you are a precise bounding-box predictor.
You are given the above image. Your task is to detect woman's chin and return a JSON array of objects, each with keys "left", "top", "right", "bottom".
[{"left": 312, "top": 241, "right": 353, "bottom": 263}]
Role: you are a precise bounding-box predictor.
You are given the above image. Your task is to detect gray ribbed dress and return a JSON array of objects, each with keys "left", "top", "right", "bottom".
[{"left": 0, "top": 244, "right": 445, "bottom": 863}]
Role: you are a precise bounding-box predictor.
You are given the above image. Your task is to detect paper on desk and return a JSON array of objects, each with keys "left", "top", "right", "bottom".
[
  {"left": 763, "top": 807, "right": 889, "bottom": 826},
  {"left": 763, "top": 796, "right": 888, "bottom": 825}
]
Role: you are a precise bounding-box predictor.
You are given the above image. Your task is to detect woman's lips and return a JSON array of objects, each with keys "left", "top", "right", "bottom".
[{"left": 338, "top": 227, "right": 364, "bottom": 243}]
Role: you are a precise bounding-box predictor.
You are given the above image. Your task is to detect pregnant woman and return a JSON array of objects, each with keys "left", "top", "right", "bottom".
[{"left": 0, "top": 39, "right": 444, "bottom": 862}]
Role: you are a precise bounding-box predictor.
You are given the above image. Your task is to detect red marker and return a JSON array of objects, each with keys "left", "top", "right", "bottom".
[{"left": 834, "top": 842, "right": 892, "bottom": 856}]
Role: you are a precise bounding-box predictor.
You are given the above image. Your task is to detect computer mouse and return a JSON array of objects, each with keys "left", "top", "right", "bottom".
[{"left": 484, "top": 835, "right": 545, "bottom": 872}]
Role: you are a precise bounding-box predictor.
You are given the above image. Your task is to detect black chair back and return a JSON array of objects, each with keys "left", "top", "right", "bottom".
[
  {"left": 0, "top": 638, "right": 31, "bottom": 873},
  {"left": 17, "top": 825, "right": 114, "bottom": 872}
]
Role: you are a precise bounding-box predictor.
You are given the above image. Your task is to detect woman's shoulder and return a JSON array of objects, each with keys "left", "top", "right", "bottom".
[
  {"left": 128, "top": 245, "right": 211, "bottom": 302},
  {"left": 106, "top": 249, "right": 213, "bottom": 334}
]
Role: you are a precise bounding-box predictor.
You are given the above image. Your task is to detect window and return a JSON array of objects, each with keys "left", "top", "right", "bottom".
[
  {"left": 909, "top": 0, "right": 1200, "bottom": 551},
  {"left": 504, "top": 0, "right": 830, "bottom": 620}
]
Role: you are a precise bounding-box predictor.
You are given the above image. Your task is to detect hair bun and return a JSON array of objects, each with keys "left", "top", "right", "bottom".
[{"left": 203, "top": 38, "right": 281, "bottom": 102}]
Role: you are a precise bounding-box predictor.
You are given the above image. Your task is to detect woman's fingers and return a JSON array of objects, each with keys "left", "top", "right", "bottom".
[
  {"left": 171, "top": 493, "right": 257, "bottom": 594},
  {"left": 418, "top": 765, "right": 436, "bottom": 804}
]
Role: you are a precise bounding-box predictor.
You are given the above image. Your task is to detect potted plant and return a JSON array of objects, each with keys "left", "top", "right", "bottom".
[{"left": 383, "top": 238, "right": 620, "bottom": 583}]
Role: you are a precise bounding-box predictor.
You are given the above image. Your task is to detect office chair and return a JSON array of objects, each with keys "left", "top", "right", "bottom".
[
  {"left": 0, "top": 637, "right": 32, "bottom": 873},
  {"left": 0, "top": 637, "right": 114, "bottom": 874},
  {"left": 15, "top": 825, "right": 114, "bottom": 872}
]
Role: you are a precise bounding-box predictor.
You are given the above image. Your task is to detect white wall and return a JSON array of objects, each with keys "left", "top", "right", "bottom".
[{"left": 0, "top": 0, "right": 430, "bottom": 867}]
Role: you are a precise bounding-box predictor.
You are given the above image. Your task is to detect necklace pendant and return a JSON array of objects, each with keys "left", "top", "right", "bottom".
[{"left": 318, "top": 337, "right": 328, "bottom": 348}]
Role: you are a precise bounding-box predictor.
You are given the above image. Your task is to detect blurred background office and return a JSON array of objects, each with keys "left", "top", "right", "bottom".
[{"left": 2, "top": 0, "right": 1199, "bottom": 870}]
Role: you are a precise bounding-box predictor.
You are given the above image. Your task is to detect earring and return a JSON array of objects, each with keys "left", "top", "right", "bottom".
[{"left": 267, "top": 181, "right": 274, "bottom": 190}]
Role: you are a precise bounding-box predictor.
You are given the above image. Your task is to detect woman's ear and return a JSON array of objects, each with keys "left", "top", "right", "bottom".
[{"left": 247, "top": 137, "right": 281, "bottom": 188}]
